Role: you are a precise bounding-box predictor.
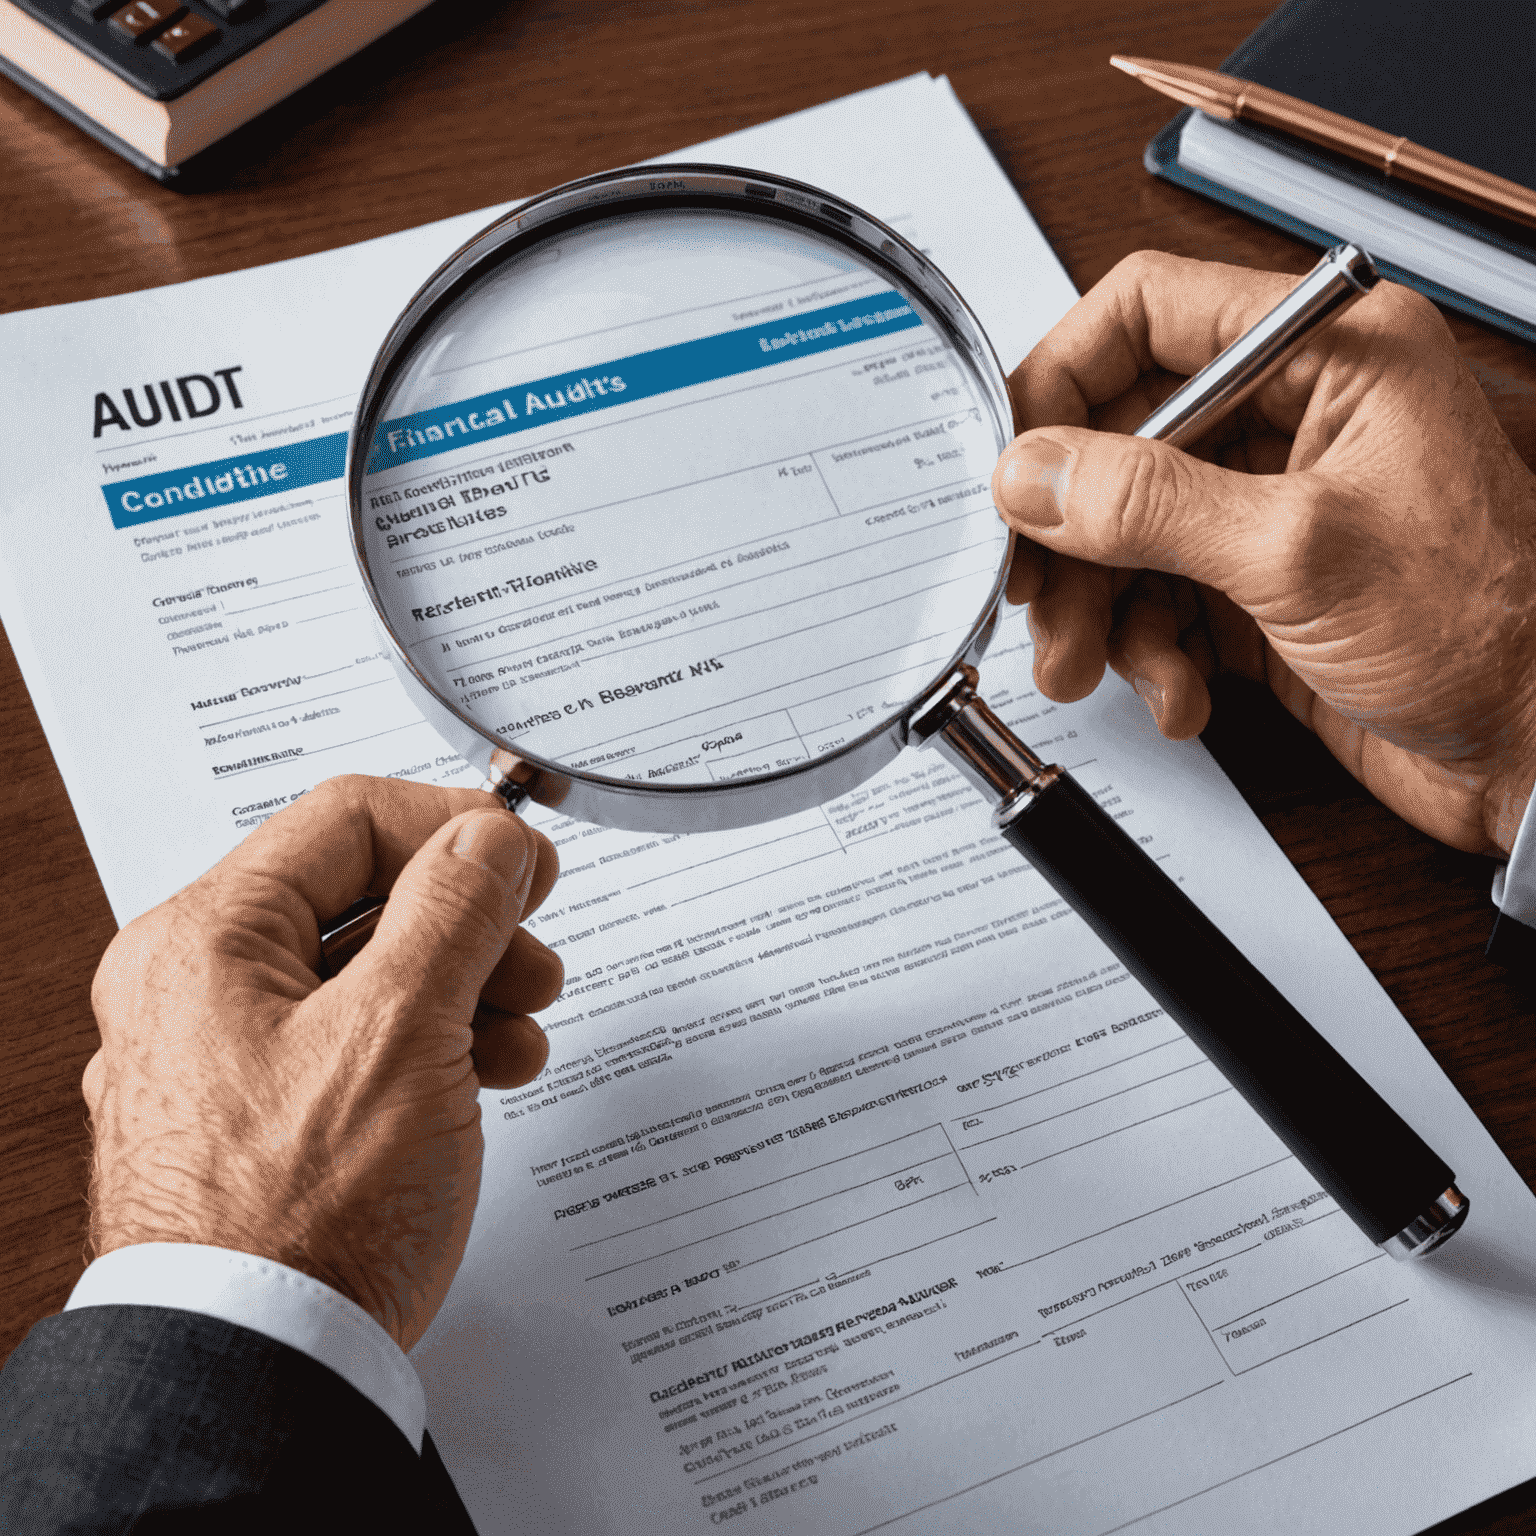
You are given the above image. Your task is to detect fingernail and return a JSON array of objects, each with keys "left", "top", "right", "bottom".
[
  {"left": 1134, "top": 676, "right": 1166, "bottom": 726},
  {"left": 996, "top": 436, "right": 1072, "bottom": 529},
  {"left": 451, "top": 813, "right": 532, "bottom": 899}
]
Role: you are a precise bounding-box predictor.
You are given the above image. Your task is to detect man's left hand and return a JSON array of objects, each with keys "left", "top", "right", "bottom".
[{"left": 83, "top": 775, "right": 561, "bottom": 1350}]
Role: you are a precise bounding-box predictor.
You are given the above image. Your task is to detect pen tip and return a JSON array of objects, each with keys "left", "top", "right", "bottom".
[{"left": 1105, "top": 56, "right": 1239, "bottom": 117}]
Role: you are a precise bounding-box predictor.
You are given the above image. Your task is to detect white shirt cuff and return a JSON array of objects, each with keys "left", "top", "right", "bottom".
[
  {"left": 65, "top": 1243, "right": 426, "bottom": 1452},
  {"left": 1493, "top": 782, "right": 1536, "bottom": 929}
]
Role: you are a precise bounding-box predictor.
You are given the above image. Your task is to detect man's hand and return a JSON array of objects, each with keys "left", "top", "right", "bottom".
[
  {"left": 83, "top": 775, "right": 561, "bottom": 1351},
  {"left": 992, "top": 251, "right": 1536, "bottom": 855}
]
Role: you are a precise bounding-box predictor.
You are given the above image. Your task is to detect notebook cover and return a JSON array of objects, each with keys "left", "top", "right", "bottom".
[
  {"left": 1225, "top": 0, "right": 1536, "bottom": 192},
  {"left": 1143, "top": 0, "right": 1536, "bottom": 347}
]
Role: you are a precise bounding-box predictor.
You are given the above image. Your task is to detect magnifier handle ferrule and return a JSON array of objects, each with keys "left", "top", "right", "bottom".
[
  {"left": 913, "top": 670, "right": 1466, "bottom": 1258},
  {"left": 908, "top": 664, "right": 1057, "bottom": 804}
]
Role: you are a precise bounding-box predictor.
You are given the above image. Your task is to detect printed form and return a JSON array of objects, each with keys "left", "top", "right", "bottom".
[{"left": 2, "top": 74, "right": 1534, "bottom": 1536}]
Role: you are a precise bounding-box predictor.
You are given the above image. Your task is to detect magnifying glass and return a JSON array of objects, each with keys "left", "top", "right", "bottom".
[{"left": 338, "top": 165, "right": 1465, "bottom": 1259}]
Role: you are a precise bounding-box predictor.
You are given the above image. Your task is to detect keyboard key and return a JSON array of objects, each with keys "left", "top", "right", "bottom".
[
  {"left": 202, "top": 0, "right": 262, "bottom": 17},
  {"left": 74, "top": 0, "right": 127, "bottom": 19},
  {"left": 108, "top": 1, "right": 187, "bottom": 43},
  {"left": 152, "top": 12, "right": 220, "bottom": 59}
]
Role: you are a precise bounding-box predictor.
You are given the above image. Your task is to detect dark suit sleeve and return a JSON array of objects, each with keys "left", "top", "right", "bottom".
[{"left": 0, "top": 1305, "right": 478, "bottom": 1535}]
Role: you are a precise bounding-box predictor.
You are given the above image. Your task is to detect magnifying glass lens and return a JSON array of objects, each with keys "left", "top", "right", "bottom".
[{"left": 360, "top": 208, "right": 1008, "bottom": 789}]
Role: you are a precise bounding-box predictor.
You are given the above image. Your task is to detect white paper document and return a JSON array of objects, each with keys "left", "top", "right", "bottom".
[{"left": 2, "top": 73, "right": 1534, "bottom": 1536}]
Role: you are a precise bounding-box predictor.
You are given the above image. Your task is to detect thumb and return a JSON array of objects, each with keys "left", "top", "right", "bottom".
[
  {"left": 992, "top": 426, "right": 1290, "bottom": 588},
  {"left": 344, "top": 809, "right": 539, "bottom": 1028}
]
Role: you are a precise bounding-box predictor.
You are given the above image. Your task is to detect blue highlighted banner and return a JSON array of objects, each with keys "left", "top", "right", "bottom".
[
  {"left": 365, "top": 290, "right": 923, "bottom": 474},
  {"left": 103, "top": 433, "right": 347, "bottom": 530},
  {"left": 102, "top": 292, "right": 923, "bottom": 529}
]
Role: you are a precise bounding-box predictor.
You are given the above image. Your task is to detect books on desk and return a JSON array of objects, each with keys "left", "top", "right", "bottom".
[
  {"left": 1145, "top": 0, "right": 1536, "bottom": 344},
  {"left": 0, "top": 0, "right": 436, "bottom": 181}
]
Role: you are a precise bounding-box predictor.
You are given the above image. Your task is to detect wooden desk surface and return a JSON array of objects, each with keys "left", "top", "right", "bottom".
[{"left": 2, "top": 2, "right": 1533, "bottom": 1528}]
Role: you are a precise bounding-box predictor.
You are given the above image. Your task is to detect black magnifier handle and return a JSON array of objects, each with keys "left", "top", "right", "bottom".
[{"left": 909, "top": 667, "right": 1467, "bottom": 1258}]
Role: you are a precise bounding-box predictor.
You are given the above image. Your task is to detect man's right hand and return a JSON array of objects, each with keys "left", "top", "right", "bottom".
[{"left": 991, "top": 251, "right": 1536, "bottom": 856}]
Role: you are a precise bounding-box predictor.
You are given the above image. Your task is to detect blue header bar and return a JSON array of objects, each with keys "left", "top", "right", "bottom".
[
  {"left": 103, "top": 433, "right": 347, "bottom": 530},
  {"left": 365, "top": 290, "right": 922, "bottom": 473},
  {"left": 101, "top": 291, "right": 923, "bottom": 530}
]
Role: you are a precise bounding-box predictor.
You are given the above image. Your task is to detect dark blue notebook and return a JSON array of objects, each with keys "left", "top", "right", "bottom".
[{"left": 1145, "top": 0, "right": 1536, "bottom": 346}]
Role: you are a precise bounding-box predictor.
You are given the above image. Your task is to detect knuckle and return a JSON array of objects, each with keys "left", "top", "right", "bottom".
[
  {"left": 81, "top": 1049, "right": 106, "bottom": 1110},
  {"left": 1111, "top": 248, "right": 1177, "bottom": 290},
  {"left": 1367, "top": 281, "right": 1454, "bottom": 356},
  {"left": 1103, "top": 252, "right": 1178, "bottom": 353},
  {"left": 1270, "top": 476, "right": 1349, "bottom": 583},
  {"left": 91, "top": 888, "right": 229, "bottom": 1036},
  {"left": 1373, "top": 280, "right": 1436, "bottom": 330},
  {"left": 90, "top": 906, "right": 169, "bottom": 1015},
  {"left": 309, "top": 773, "right": 373, "bottom": 816},
  {"left": 89, "top": 943, "right": 123, "bottom": 1017}
]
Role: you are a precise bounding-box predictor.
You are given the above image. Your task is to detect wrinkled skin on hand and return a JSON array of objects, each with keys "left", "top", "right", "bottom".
[
  {"left": 83, "top": 776, "right": 562, "bottom": 1350},
  {"left": 992, "top": 252, "right": 1536, "bottom": 855}
]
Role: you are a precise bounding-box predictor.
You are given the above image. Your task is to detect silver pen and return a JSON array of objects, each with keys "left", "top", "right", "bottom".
[{"left": 1134, "top": 242, "right": 1378, "bottom": 447}]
